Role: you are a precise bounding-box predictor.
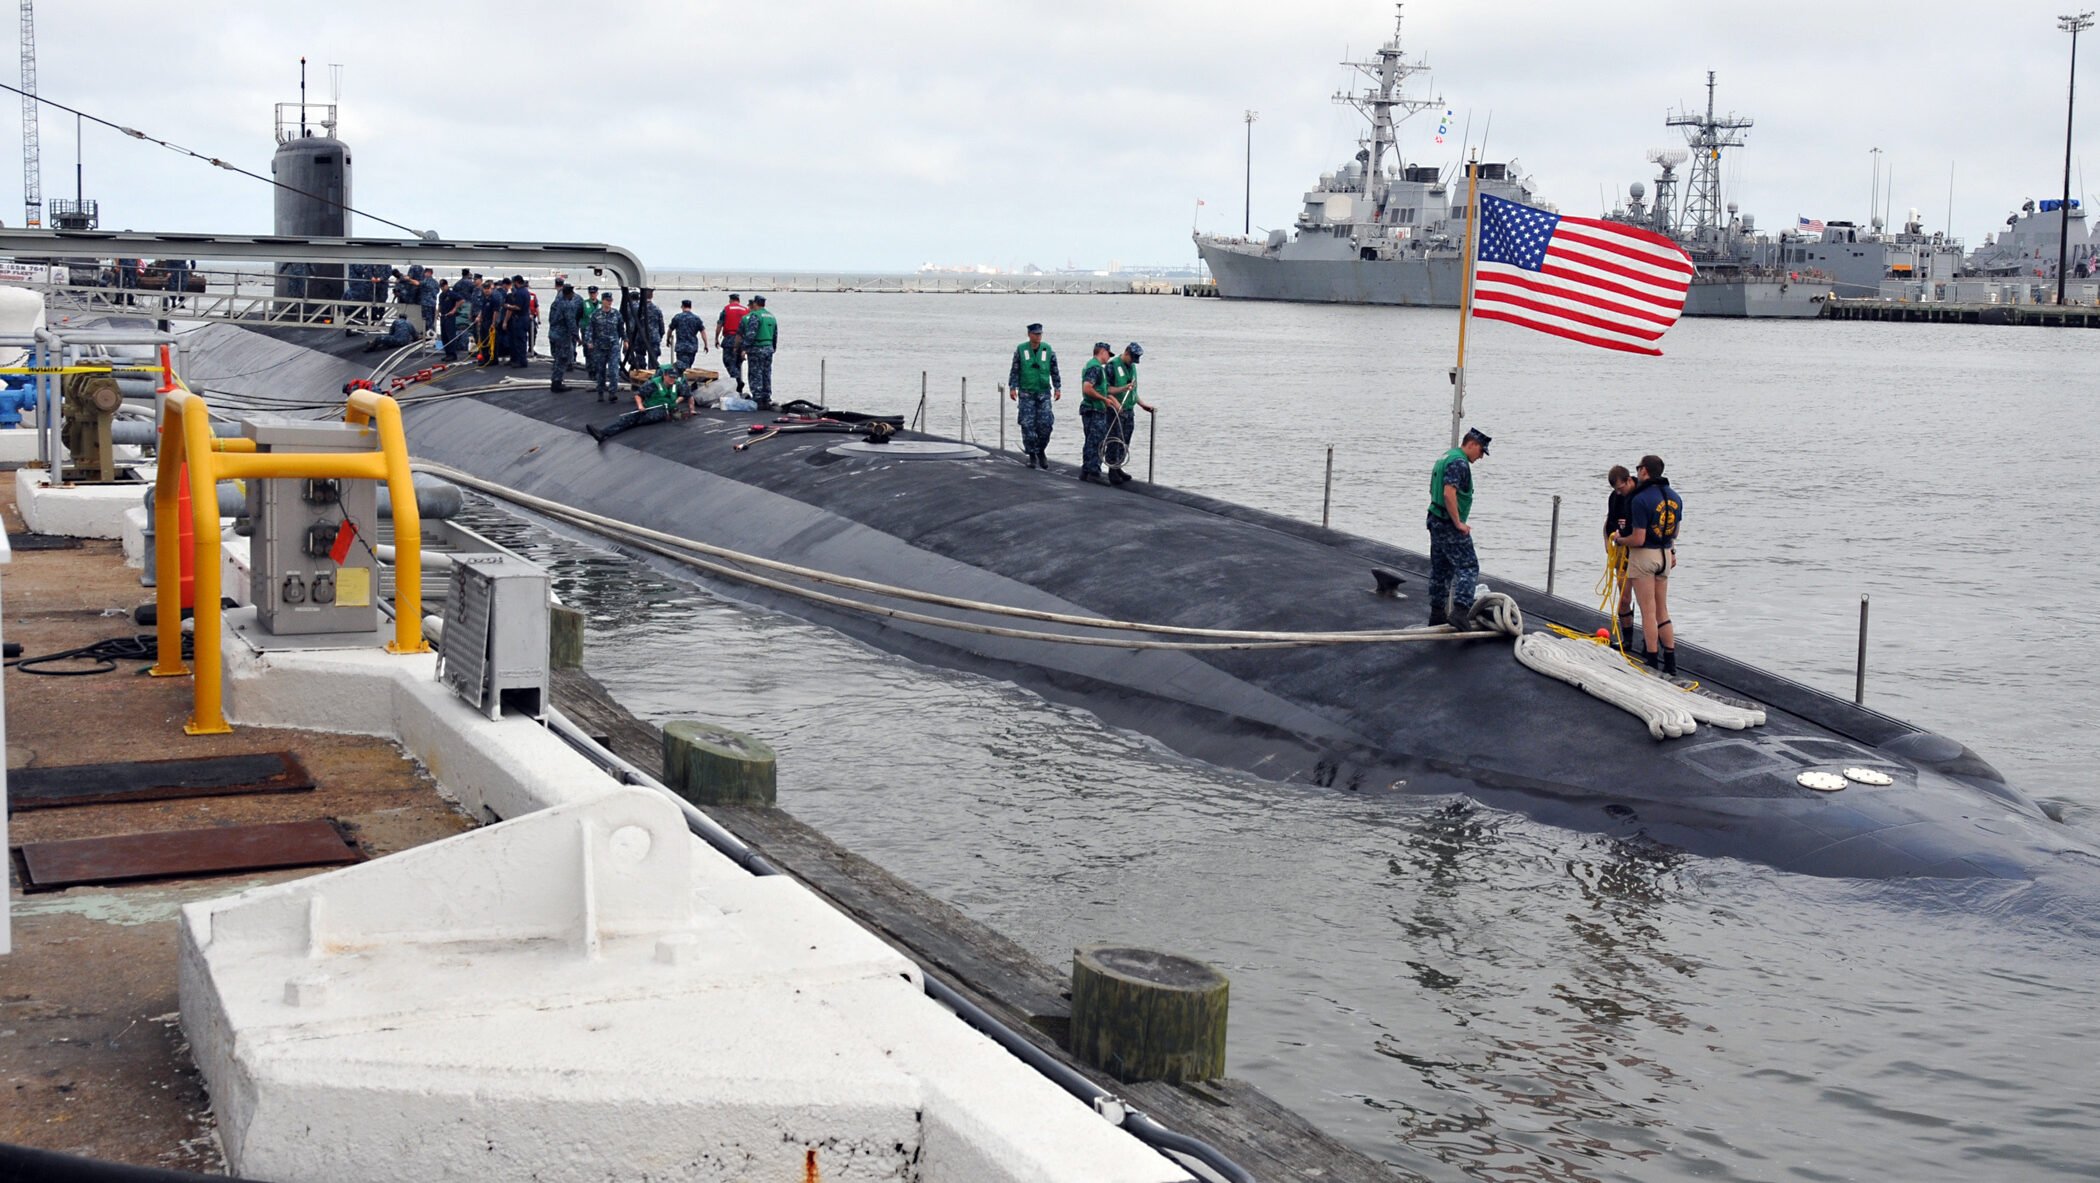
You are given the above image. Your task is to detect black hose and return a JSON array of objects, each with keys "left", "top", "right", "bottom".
[
  {"left": 4, "top": 633, "right": 190, "bottom": 676},
  {"left": 921, "top": 976, "right": 1257, "bottom": 1183},
  {"left": 0, "top": 1141, "right": 259, "bottom": 1183}
]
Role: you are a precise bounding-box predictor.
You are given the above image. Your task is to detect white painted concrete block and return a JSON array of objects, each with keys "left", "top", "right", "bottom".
[
  {"left": 13, "top": 466, "right": 155, "bottom": 539},
  {"left": 0, "top": 425, "right": 40, "bottom": 464},
  {"left": 120, "top": 504, "right": 148, "bottom": 568}
]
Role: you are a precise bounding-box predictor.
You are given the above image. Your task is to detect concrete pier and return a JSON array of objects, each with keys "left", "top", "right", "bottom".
[{"left": 1822, "top": 297, "right": 2100, "bottom": 327}]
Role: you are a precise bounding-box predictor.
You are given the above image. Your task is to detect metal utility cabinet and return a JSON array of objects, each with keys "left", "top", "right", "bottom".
[
  {"left": 438, "top": 553, "right": 550, "bottom": 721},
  {"left": 243, "top": 417, "right": 380, "bottom": 636}
]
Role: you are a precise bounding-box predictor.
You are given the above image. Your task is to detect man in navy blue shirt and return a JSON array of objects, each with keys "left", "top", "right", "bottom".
[{"left": 1615, "top": 453, "right": 1685, "bottom": 675}]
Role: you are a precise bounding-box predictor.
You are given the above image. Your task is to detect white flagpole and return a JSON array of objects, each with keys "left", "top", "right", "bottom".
[{"left": 1449, "top": 150, "right": 1482, "bottom": 449}]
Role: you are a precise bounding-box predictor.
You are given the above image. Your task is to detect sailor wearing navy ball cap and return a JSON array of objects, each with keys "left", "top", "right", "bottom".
[{"left": 1425, "top": 427, "right": 1490, "bottom": 626}]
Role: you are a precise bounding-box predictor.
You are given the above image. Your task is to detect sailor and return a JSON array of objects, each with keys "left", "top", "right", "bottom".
[
  {"left": 716, "top": 293, "right": 749, "bottom": 394},
  {"left": 166, "top": 259, "right": 191, "bottom": 307},
  {"left": 416, "top": 266, "right": 440, "bottom": 342},
  {"left": 1007, "top": 323, "right": 1061, "bottom": 469},
  {"left": 667, "top": 299, "right": 707, "bottom": 373},
  {"left": 588, "top": 292, "right": 624, "bottom": 401},
  {"left": 364, "top": 313, "right": 419, "bottom": 352},
  {"left": 1104, "top": 342, "right": 1154, "bottom": 486},
  {"left": 634, "top": 288, "right": 667, "bottom": 372},
  {"left": 484, "top": 277, "right": 510, "bottom": 363},
  {"left": 1425, "top": 428, "right": 1490, "bottom": 626},
  {"left": 738, "top": 294, "right": 779, "bottom": 409},
  {"left": 437, "top": 278, "right": 466, "bottom": 363},
  {"left": 547, "top": 282, "right": 583, "bottom": 393},
  {"left": 587, "top": 362, "right": 688, "bottom": 444},
  {"left": 579, "top": 284, "right": 601, "bottom": 379},
  {"left": 1077, "top": 342, "right": 1116, "bottom": 483},
  {"left": 1605, "top": 464, "right": 1637, "bottom": 645},
  {"left": 503, "top": 275, "right": 532, "bottom": 368},
  {"left": 1614, "top": 453, "right": 1684, "bottom": 675}
]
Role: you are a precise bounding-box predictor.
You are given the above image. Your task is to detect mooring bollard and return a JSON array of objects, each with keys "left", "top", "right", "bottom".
[
  {"left": 1321, "top": 444, "right": 1335, "bottom": 528},
  {"left": 548, "top": 602, "right": 585, "bottom": 669},
  {"left": 1546, "top": 494, "right": 1562, "bottom": 597},
  {"left": 661, "top": 721, "right": 778, "bottom": 806},
  {"left": 1855, "top": 594, "right": 1870, "bottom": 704},
  {"left": 1069, "top": 945, "right": 1228, "bottom": 1084}
]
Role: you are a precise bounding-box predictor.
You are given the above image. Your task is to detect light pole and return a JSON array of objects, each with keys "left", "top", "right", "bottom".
[
  {"left": 1243, "top": 110, "right": 1259, "bottom": 237},
  {"left": 2059, "top": 11, "right": 2092, "bottom": 304}
]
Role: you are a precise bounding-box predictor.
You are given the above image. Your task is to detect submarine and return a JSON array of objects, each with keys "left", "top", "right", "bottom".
[{"left": 157, "top": 316, "right": 2100, "bottom": 886}]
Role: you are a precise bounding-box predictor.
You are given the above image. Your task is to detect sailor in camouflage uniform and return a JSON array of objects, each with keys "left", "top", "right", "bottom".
[
  {"left": 738, "top": 295, "right": 779, "bottom": 408},
  {"left": 1006, "top": 323, "right": 1061, "bottom": 469},
  {"left": 1424, "top": 427, "right": 1491, "bottom": 626},
  {"left": 589, "top": 292, "right": 625, "bottom": 402},
  {"left": 1076, "top": 342, "right": 1115, "bottom": 483},
  {"left": 635, "top": 289, "right": 667, "bottom": 372},
  {"left": 546, "top": 283, "right": 583, "bottom": 392},
  {"left": 667, "top": 300, "right": 707, "bottom": 373}
]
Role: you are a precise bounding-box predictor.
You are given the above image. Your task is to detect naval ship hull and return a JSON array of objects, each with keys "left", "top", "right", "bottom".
[
  {"left": 1200, "top": 241, "right": 1827, "bottom": 319},
  {"left": 166, "top": 323, "right": 2098, "bottom": 887}
]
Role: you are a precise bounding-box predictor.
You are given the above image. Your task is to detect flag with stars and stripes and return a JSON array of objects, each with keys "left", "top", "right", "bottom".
[{"left": 1471, "top": 193, "right": 1695, "bottom": 356}]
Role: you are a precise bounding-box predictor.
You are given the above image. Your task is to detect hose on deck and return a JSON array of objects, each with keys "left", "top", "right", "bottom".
[{"left": 413, "top": 460, "right": 1517, "bottom": 652}]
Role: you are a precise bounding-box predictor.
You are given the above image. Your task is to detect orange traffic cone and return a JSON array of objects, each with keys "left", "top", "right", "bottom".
[{"left": 154, "top": 343, "right": 177, "bottom": 394}]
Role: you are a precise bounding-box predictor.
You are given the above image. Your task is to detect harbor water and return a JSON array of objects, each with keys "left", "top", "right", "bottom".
[{"left": 470, "top": 294, "right": 2100, "bottom": 1181}]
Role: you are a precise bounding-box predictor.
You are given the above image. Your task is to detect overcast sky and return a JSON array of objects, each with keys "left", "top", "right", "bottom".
[{"left": 6, "top": 1, "right": 2090, "bottom": 270}]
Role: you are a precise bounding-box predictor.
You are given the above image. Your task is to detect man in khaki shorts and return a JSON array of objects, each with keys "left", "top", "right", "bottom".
[{"left": 1615, "top": 454, "right": 1684, "bottom": 675}]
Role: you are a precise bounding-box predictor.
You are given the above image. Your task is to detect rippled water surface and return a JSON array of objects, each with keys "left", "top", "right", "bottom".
[{"left": 467, "top": 294, "right": 2100, "bottom": 1181}]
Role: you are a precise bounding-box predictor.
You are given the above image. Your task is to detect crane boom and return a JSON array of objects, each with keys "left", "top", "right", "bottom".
[{"left": 18, "top": 0, "right": 37, "bottom": 227}]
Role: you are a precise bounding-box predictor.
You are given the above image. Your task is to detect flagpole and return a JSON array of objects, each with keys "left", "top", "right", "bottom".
[{"left": 1449, "top": 150, "right": 1481, "bottom": 449}]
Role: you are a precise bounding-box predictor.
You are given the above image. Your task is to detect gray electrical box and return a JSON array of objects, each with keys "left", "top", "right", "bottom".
[
  {"left": 244, "top": 417, "right": 381, "bottom": 637},
  {"left": 437, "top": 553, "right": 550, "bottom": 721}
]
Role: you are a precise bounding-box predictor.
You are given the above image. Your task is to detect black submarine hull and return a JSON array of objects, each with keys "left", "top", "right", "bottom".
[{"left": 390, "top": 384, "right": 2099, "bottom": 884}]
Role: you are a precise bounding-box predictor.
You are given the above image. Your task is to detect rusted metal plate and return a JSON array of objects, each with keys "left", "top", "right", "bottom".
[
  {"left": 14, "top": 818, "right": 362, "bottom": 892},
  {"left": 8, "top": 751, "right": 316, "bottom": 813}
]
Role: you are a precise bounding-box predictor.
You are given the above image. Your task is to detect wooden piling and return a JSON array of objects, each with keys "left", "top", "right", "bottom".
[
  {"left": 661, "top": 721, "right": 778, "bottom": 806},
  {"left": 548, "top": 603, "right": 585, "bottom": 669},
  {"left": 1069, "top": 944, "right": 1228, "bottom": 1083}
]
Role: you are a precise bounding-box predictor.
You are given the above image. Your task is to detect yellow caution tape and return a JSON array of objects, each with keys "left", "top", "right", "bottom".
[{"left": 0, "top": 364, "right": 169, "bottom": 375}]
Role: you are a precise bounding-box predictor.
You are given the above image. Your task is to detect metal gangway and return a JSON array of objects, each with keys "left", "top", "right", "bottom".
[{"left": 0, "top": 229, "right": 650, "bottom": 330}]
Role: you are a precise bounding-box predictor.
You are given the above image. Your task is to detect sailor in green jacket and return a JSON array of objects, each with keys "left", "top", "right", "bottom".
[
  {"left": 1425, "top": 427, "right": 1490, "bottom": 626},
  {"left": 587, "top": 363, "right": 690, "bottom": 444},
  {"left": 737, "top": 295, "right": 780, "bottom": 409},
  {"left": 1006, "top": 323, "right": 1061, "bottom": 469},
  {"left": 1103, "top": 342, "right": 1153, "bottom": 485}
]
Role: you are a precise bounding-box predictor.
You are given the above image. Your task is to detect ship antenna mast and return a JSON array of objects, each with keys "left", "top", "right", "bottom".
[
  {"left": 1665, "top": 70, "right": 1752, "bottom": 244},
  {"left": 1332, "top": 3, "right": 1440, "bottom": 205}
]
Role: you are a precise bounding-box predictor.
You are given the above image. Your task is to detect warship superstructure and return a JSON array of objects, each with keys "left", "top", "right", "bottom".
[{"left": 1193, "top": 7, "right": 1545, "bottom": 308}]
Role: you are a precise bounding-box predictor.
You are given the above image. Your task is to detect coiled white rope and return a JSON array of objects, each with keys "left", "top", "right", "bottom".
[
  {"left": 412, "top": 460, "right": 1513, "bottom": 652},
  {"left": 1513, "top": 632, "right": 1767, "bottom": 740}
]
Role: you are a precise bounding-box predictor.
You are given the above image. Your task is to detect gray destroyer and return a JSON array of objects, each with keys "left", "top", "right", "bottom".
[{"left": 1194, "top": 8, "right": 1544, "bottom": 309}]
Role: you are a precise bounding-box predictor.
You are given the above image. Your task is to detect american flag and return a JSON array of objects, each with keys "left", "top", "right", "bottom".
[
  {"left": 1471, "top": 193, "right": 1694, "bottom": 356},
  {"left": 1797, "top": 216, "right": 1825, "bottom": 233}
]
